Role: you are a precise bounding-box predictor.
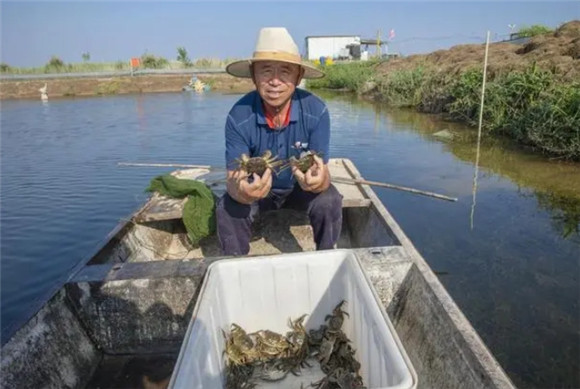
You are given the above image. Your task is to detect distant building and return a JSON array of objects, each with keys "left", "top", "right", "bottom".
[{"left": 304, "top": 35, "right": 361, "bottom": 60}]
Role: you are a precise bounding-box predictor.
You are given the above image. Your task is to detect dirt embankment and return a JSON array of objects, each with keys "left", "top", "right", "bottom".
[
  {"left": 0, "top": 73, "right": 255, "bottom": 100},
  {"left": 376, "top": 20, "right": 580, "bottom": 80}
]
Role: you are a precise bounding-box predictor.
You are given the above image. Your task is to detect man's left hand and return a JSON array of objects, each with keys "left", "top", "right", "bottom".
[{"left": 292, "top": 155, "right": 330, "bottom": 193}]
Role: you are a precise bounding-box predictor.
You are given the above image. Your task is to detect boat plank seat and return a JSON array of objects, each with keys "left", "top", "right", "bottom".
[{"left": 133, "top": 158, "right": 370, "bottom": 223}]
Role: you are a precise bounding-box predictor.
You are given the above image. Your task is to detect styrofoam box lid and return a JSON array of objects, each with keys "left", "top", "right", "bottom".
[{"left": 169, "top": 249, "right": 417, "bottom": 389}]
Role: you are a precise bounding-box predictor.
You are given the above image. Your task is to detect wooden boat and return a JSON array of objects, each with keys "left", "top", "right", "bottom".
[{"left": 0, "top": 159, "right": 515, "bottom": 389}]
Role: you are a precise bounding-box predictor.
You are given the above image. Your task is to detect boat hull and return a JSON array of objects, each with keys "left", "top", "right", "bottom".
[{"left": 0, "top": 159, "right": 515, "bottom": 389}]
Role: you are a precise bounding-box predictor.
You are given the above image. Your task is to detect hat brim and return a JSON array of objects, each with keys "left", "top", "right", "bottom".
[{"left": 226, "top": 58, "right": 325, "bottom": 79}]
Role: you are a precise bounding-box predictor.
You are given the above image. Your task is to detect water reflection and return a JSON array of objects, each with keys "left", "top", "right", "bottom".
[
  {"left": 135, "top": 95, "right": 147, "bottom": 133},
  {"left": 41, "top": 100, "right": 50, "bottom": 119},
  {"left": 318, "top": 91, "right": 580, "bottom": 239},
  {"left": 536, "top": 192, "right": 580, "bottom": 241},
  {"left": 316, "top": 90, "right": 579, "bottom": 387}
]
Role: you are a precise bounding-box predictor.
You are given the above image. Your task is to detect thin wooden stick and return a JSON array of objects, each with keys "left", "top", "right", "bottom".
[
  {"left": 332, "top": 177, "right": 458, "bottom": 202},
  {"left": 118, "top": 162, "right": 218, "bottom": 169},
  {"left": 119, "top": 162, "right": 457, "bottom": 201},
  {"left": 471, "top": 31, "right": 491, "bottom": 229}
]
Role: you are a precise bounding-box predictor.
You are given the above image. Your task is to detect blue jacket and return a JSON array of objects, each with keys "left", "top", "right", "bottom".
[{"left": 225, "top": 89, "right": 330, "bottom": 190}]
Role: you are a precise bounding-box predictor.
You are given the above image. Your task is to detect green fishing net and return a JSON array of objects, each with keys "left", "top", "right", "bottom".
[{"left": 146, "top": 174, "right": 216, "bottom": 245}]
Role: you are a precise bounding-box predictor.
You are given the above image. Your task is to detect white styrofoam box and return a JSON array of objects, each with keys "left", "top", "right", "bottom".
[{"left": 169, "top": 249, "right": 417, "bottom": 389}]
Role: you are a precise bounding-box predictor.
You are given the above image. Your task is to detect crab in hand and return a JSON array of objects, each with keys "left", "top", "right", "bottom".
[
  {"left": 288, "top": 150, "right": 323, "bottom": 173},
  {"left": 235, "top": 150, "right": 284, "bottom": 178}
]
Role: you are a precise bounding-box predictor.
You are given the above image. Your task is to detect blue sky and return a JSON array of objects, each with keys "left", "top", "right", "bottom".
[{"left": 1, "top": 1, "right": 578, "bottom": 67}]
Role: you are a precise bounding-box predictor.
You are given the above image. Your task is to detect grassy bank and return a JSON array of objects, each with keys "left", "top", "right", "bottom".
[
  {"left": 307, "top": 21, "right": 580, "bottom": 160},
  {"left": 308, "top": 62, "right": 580, "bottom": 160}
]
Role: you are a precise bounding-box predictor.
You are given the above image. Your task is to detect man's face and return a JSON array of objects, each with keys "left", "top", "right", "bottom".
[{"left": 252, "top": 61, "right": 303, "bottom": 108}]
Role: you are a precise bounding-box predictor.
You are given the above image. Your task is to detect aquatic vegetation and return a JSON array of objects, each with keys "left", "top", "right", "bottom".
[
  {"left": 377, "top": 66, "right": 429, "bottom": 107},
  {"left": 448, "top": 65, "right": 580, "bottom": 159},
  {"left": 310, "top": 60, "right": 580, "bottom": 160},
  {"left": 536, "top": 192, "right": 580, "bottom": 239}
]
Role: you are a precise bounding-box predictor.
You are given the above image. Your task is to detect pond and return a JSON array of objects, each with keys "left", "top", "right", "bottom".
[{"left": 1, "top": 90, "right": 578, "bottom": 388}]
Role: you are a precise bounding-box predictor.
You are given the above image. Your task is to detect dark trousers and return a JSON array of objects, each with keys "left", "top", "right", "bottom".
[{"left": 216, "top": 184, "right": 343, "bottom": 256}]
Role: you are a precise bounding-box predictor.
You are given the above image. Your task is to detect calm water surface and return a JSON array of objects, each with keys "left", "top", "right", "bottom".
[{"left": 1, "top": 91, "right": 579, "bottom": 388}]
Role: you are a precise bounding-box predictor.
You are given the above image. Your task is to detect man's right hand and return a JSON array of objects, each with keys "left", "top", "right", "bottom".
[{"left": 226, "top": 168, "right": 272, "bottom": 205}]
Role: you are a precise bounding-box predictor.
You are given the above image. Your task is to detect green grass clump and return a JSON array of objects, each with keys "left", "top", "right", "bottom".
[
  {"left": 141, "top": 53, "right": 169, "bottom": 69},
  {"left": 95, "top": 80, "right": 121, "bottom": 95},
  {"left": 515, "top": 82, "right": 580, "bottom": 157},
  {"left": 306, "top": 62, "right": 375, "bottom": 92},
  {"left": 447, "top": 65, "right": 580, "bottom": 158},
  {"left": 316, "top": 60, "right": 579, "bottom": 159},
  {"left": 517, "top": 24, "right": 553, "bottom": 37},
  {"left": 376, "top": 66, "right": 429, "bottom": 107}
]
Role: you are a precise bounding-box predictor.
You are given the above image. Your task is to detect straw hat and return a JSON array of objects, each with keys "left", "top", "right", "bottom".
[{"left": 226, "top": 27, "right": 324, "bottom": 79}]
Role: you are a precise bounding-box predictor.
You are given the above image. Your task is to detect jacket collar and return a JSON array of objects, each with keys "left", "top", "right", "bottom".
[{"left": 256, "top": 90, "right": 299, "bottom": 127}]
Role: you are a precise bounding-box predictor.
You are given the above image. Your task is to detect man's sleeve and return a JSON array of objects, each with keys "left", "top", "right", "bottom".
[
  {"left": 225, "top": 115, "right": 249, "bottom": 170},
  {"left": 308, "top": 106, "right": 330, "bottom": 164}
]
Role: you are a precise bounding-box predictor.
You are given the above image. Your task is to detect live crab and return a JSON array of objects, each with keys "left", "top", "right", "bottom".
[
  {"left": 235, "top": 150, "right": 284, "bottom": 177},
  {"left": 289, "top": 150, "right": 323, "bottom": 173}
]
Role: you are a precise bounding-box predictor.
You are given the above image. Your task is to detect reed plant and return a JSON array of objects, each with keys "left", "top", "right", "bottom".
[
  {"left": 447, "top": 65, "right": 580, "bottom": 158},
  {"left": 193, "top": 58, "right": 228, "bottom": 69},
  {"left": 308, "top": 61, "right": 579, "bottom": 159},
  {"left": 306, "top": 61, "right": 375, "bottom": 92},
  {"left": 376, "top": 66, "right": 429, "bottom": 107}
]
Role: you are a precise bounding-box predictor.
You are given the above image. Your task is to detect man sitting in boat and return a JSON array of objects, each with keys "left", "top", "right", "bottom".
[{"left": 216, "top": 27, "right": 343, "bottom": 255}]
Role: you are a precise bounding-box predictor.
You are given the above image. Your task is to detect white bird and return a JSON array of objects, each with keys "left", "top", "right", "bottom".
[{"left": 39, "top": 83, "right": 48, "bottom": 101}]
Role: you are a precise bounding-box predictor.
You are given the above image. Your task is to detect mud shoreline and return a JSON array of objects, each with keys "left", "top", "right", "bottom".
[{"left": 0, "top": 73, "right": 255, "bottom": 100}]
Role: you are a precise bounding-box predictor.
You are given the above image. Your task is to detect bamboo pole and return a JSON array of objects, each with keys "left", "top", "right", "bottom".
[
  {"left": 470, "top": 31, "right": 491, "bottom": 229},
  {"left": 118, "top": 162, "right": 218, "bottom": 169},
  {"left": 332, "top": 177, "right": 458, "bottom": 202},
  {"left": 118, "top": 162, "right": 457, "bottom": 202}
]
